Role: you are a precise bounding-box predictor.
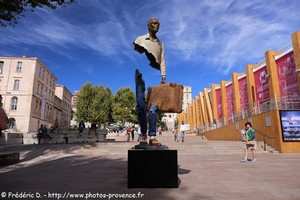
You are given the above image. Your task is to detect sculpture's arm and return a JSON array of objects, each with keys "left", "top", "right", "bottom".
[{"left": 160, "top": 42, "right": 166, "bottom": 83}]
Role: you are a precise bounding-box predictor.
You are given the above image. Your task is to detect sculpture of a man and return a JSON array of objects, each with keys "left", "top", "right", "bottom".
[
  {"left": 133, "top": 17, "right": 166, "bottom": 146},
  {"left": 134, "top": 17, "right": 166, "bottom": 83}
]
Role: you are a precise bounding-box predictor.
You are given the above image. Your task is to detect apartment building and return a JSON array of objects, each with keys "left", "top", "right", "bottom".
[{"left": 0, "top": 56, "right": 71, "bottom": 133}]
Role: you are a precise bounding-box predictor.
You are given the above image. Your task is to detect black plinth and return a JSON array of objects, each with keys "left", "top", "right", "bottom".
[
  {"left": 128, "top": 148, "right": 178, "bottom": 188},
  {"left": 0, "top": 152, "right": 20, "bottom": 166}
]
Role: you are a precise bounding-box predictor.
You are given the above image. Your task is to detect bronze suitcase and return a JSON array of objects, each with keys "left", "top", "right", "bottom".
[{"left": 147, "top": 83, "right": 183, "bottom": 113}]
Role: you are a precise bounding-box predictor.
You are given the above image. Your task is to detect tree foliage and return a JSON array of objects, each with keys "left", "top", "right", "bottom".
[
  {"left": 75, "top": 83, "right": 112, "bottom": 125},
  {"left": 0, "top": 0, "right": 74, "bottom": 26},
  {"left": 112, "top": 88, "right": 136, "bottom": 124}
]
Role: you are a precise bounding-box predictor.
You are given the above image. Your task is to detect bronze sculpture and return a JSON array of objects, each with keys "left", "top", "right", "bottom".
[
  {"left": 134, "top": 17, "right": 166, "bottom": 83},
  {"left": 133, "top": 17, "right": 183, "bottom": 147}
]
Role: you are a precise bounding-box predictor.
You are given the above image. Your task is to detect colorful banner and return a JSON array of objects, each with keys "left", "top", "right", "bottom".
[
  {"left": 226, "top": 84, "right": 233, "bottom": 119},
  {"left": 254, "top": 66, "right": 270, "bottom": 104},
  {"left": 280, "top": 110, "right": 300, "bottom": 141},
  {"left": 276, "top": 51, "right": 300, "bottom": 97},
  {"left": 238, "top": 77, "right": 248, "bottom": 111},
  {"left": 215, "top": 88, "right": 222, "bottom": 118}
]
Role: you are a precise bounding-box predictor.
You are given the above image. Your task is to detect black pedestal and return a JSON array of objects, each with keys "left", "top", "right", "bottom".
[
  {"left": 0, "top": 152, "right": 20, "bottom": 166},
  {"left": 128, "top": 149, "right": 178, "bottom": 188}
]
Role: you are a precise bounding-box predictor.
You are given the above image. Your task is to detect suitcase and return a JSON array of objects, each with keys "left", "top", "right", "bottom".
[
  {"left": 147, "top": 83, "right": 183, "bottom": 113},
  {"left": 0, "top": 108, "right": 8, "bottom": 130}
]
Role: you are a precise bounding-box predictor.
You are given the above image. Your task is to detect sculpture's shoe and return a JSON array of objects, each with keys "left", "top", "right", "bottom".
[{"left": 149, "top": 138, "right": 160, "bottom": 145}]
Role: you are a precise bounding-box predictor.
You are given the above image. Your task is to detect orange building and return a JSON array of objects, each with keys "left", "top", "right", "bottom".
[{"left": 178, "top": 31, "right": 300, "bottom": 153}]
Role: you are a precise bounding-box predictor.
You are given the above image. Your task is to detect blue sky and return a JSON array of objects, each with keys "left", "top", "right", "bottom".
[{"left": 1, "top": 0, "right": 300, "bottom": 96}]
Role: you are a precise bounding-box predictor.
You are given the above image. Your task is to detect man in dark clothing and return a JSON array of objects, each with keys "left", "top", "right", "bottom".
[
  {"left": 131, "top": 126, "right": 135, "bottom": 141},
  {"left": 78, "top": 120, "right": 85, "bottom": 137},
  {"left": 37, "top": 124, "right": 44, "bottom": 144}
]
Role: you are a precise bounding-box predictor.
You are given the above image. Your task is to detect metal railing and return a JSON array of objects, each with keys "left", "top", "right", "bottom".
[{"left": 195, "top": 96, "right": 300, "bottom": 136}]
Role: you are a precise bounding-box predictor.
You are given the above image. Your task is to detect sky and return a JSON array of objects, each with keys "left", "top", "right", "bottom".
[{"left": 1, "top": 0, "right": 300, "bottom": 97}]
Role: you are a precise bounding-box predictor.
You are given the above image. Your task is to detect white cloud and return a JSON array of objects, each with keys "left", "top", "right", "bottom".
[
  {"left": 1, "top": 0, "right": 299, "bottom": 75},
  {"left": 156, "top": 0, "right": 300, "bottom": 74}
]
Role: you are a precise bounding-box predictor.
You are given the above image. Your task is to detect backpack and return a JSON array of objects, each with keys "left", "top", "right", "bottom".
[{"left": 246, "top": 128, "right": 256, "bottom": 141}]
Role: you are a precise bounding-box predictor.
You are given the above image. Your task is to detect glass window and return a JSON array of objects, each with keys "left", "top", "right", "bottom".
[
  {"left": 13, "top": 80, "right": 20, "bottom": 90},
  {"left": 0, "top": 61, "right": 3, "bottom": 74},
  {"left": 16, "top": 61, "right": 22, "bottom": 73},
  {"left": 11, "top": 97, "right": 18, "bottom": 110}
]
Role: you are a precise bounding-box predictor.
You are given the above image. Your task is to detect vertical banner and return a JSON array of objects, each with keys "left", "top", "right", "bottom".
[
  {"left": 238, "top": 77, "right": 248, "bottom": 111},
  {"left": 215, "top": 88, "right": 222, "bottom": 119},
  {"left": 276, "top": 51, "right": 300, "bottom": 98},
  {"left": 226, "top": 84, "right": 233, "bottom": 120},
  {"left": 254, "top": 65, "right": 270, "bottom": 104}
]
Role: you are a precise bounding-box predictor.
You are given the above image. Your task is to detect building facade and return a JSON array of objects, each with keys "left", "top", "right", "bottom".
[
  {"left": 178, "top": 31, "right": 300, "bottom": 153},
  {"left": 0, "top": 56, "right": 71, "bottom": 133},
  {"left": 162, "top": 86, "right": 192, "bottom": 130},
  {"left": 55, "top": 84, "right": 72, "bottom": 128},
  {"left": 183, "top": 86, "right": 192, "bottom": 111},
  {"left": 70, "top": 90, "right": 79, "bottom": 127}
]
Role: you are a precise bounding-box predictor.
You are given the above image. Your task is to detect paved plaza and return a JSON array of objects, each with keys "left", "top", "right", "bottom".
[{"left": 0, "top": 133, "right": 300, "bottom": 200}]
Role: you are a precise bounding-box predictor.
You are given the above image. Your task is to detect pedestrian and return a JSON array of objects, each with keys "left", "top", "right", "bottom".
[
  {"left": 159, "top": 127, "right": 162, "bottom": 136},
  {"left": 179, "top": 121, "right": 186, "bottom": 143},
  {"left": 43, "top": 125, "right": 52, "bottom": 140},
  {"left": 245, "top": 122, "right": 256, "bottom": 162},
  {"left": 173, "top": 129, "right": 178, "bottom": 142},
  {"left": 37, "top": 124, "right": 44, "bottom": 144},
  {"left": 78, "top": 120, "right": 85, "bottom": 137},
  {"left": 240, "top": 127, "right": 248, "bottom": 162},
  {"left": 131, "top": 126, "right": 135, "bottom": 141},
  {"left": 89, "top": 122, "right": 97, "bottom": 137},
  {"left": 137, "top": 127, "right": 142, "bottom": 142},
  {"left": 126, "top": 127, "right": 131, "bottom": 142}
]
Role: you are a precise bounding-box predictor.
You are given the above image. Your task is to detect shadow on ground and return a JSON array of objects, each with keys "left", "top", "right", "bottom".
[{"left": 0, "top": 146, "right": 184, "bottom": 200}]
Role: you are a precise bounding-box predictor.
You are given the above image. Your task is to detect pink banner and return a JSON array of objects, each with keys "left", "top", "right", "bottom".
[
  {"left": 238, "top": 77, "right": 248, "bottom": 111},
  {"left": 226, "top": 84, "right": 233, "bottom": 119},
  {"left": 254, "top": 66, "right": 270, "bottom": 104},
  {"left": 215, "top": 88, "right": 222, "bottom": 118},
  {"left": 276, "top": 51, "right": 300, "bottom": 97}
]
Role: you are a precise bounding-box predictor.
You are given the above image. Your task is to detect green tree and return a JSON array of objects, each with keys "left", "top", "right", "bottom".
[
  {"left": 75, "top": 83, "right": 94, "bottom": 123},
  {"left": 90, "top": 86, "right": 112, "bottom": 125},
  {"left": 112, "top": 88, "right": 136, "bottom": 124},
  {"left": 76, "top": 83, "right": 112, "bottom": 126},
  {"left": 0, "top": 0, "right": 74, "bottom": 26}
]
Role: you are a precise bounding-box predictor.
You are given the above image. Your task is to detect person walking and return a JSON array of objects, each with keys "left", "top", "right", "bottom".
[
  {"left": 126, "top": 127, "right": 131, "bottom": 142},
  {"left": 37, "top": 124, "right": 44, "bottom": 144},
  {"left": 240, "top": 127, "right": 248, "bottom": 162},
  {"left": 131, "top": 126, "right": 135, "bottom": 141},
  {"left": 179, "top": 121, "right": 186, "bottom": 143},
  {"left": 78, "top": 120, "right": 85, "bottom": 137},
  {"left": 137, "top": 127, "right": 142, "bottom": 142},
  {"left": 245, "top": 122, "right": 256, "bottom": 162},
  {"left": 43, "top": 125, "right": 52, "bottom": 140},
  {"left": 173, "top": 129, "right": 178, "bottom": 142}
]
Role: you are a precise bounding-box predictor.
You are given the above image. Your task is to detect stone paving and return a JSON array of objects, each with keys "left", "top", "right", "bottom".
[{"left": 0, "top": 133, "right": 300, "bottom": 200}]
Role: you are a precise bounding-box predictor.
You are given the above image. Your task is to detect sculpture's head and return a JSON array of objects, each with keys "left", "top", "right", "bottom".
[{"left": 147, "top": 17, "right": 160, "bottom": 34}]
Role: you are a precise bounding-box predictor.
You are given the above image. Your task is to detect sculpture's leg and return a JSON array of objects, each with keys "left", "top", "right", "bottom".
[
  {"left": 135, "top": 69, "right": 147, "bottom": 143},
  {"left": 148, "top": 105, "right": 160, "bottom": 145},
  {"left": 148, "top": 105, "right": 157, "bottom": 136}
]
